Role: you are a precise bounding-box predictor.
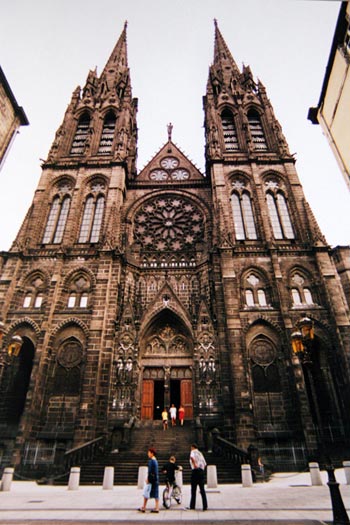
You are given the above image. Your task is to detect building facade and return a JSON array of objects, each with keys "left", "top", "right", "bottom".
[
  {"left": 0, "top": 67, "right": 29, "bottom": 170},
  {"left": 0, "top": 23, "right": 350, "bottom": 472},
  {"left": 308, "top": 1, "right": 350, "bottom": 190}
]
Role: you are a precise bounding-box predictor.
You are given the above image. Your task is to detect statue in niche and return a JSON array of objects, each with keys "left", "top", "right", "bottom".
[
  {"left": 116, "top": 357, "right": 124, "bottom": 383},
  {"left": 199, "top": 357, "right": 207, "bottom": 380},
  {"left": 125, "top": 358, "right": 133, "bottom": 383},
  {"left": 207, "top": 357, "right": 216, "bottom": 381}
]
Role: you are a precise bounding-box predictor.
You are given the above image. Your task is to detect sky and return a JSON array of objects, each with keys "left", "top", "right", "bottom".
[{"left": 1, "top": 0, "right": 349, "bottom": 250}]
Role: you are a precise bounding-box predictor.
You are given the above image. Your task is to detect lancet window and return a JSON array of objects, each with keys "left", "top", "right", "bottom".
[
  {"left": 230, "top": 178, "right": 257, "bottom": 240},
  {"left": 248, "top": 109, "right": 267, "bottom": 150},
  {"left": 70, "top": 113, "right": 91, "bottom": 155},
  {"left": 221, "top": 109, "right": 239, "bottom": 151},
  {"left": 42, "top": 195, "right": 71, "bottom": 244},
  {"left": 98, "top": 112, "right": 116, "bottom": 154},
  {"left": 78, "top": 181, "right": 106, "bottom": 243}
]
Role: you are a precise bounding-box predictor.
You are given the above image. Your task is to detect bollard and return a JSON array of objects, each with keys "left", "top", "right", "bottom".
[
  {"left": 175, "top": 468, "right": 183, "bottom": 487},
  {"left": 1, "top": 467, "right": 14, "bottom": 492},
  {"left": 343, "top": 460, "right": 350, "bottom": 485},
  {"left": 207, "top": 465, "right": 218, "bottom": 488},
  {"left": 241, "top": 464, "right": 253, "bottom": 487},
  {"left": 68, "top": 466, "right": 80, "bottom": 490},
  {"left": 103, "top": 466, "right": 114, "bottom": 490},
  {"left": 137, "top": 466, "right": 148, "bottom": 489},
  {"left": 309, "top": 462, "right": 323, "bottom": 486}
]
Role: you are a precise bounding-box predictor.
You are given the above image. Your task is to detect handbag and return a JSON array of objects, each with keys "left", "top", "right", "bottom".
[{"left": 143, "top": 482, "right": 152, "bottom": 498}]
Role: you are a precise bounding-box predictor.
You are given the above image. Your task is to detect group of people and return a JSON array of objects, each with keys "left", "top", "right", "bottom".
[
  {"left": 138, "top": 444, "right": 207, "bottom": 513},
  {"left": 161, "top": 404, "right": 185, "bottom": 429}
]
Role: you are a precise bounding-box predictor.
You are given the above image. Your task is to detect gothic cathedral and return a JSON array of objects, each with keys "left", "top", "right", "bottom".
[{"left": 0, "top": 22, "right": 349, "bottom": 474}]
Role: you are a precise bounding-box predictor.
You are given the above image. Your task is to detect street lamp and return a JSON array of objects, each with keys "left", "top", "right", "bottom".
[
  {"left": 291, "top": 316, "right": 349, "bottom": 525},
  {"left": 0, "top": 323, "right": 24, "bottom": 382}
]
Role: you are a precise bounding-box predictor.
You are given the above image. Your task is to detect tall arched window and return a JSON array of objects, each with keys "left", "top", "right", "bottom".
[
  {"left": 248, "top": 109, "right": 267, "bottom": 150},
  {"left": 231, "top": 192, "right": 257, "bottom": 240},
  {"left": 70, "top": 113, "right": 90, "bottom": 155},
  {"left": 221, "top": 110, "right": 239, "bottom": 151},
  {"left": 42, "top": 196, "right": 71, "bottom": 244},
  {"left": 98, "top": 112, "right": 116, "bottom": 154},
  {"left": 78, "top": 195, "right": 105, "bottom": 243},
  {"left": 266, "top": 192, "right": 294, "bottom": 240}
]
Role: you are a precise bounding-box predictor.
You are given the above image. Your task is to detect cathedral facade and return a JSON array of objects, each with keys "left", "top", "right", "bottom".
[{"left": 0, "top": 22, "right": 349, "bottom": 472}]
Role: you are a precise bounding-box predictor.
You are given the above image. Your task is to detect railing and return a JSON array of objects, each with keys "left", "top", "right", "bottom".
[
  {"left": 64, "top": 435, "right": 106, "bottom": 470},
  {"left": 211, "top": 430, "right": 249, "bottom": 465}
]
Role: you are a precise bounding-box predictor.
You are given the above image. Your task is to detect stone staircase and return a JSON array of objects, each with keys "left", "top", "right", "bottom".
[{"left": 77, "top": 421, "right": 242, "bottom": 485}]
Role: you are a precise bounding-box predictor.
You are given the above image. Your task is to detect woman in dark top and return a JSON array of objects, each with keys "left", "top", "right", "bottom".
[{"left": 138, "top": 447, "right": 159, "bottom": 513}]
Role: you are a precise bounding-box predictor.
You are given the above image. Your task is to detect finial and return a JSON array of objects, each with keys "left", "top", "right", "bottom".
[
  {"left": 167, "top": 122, "right": 173, "bottom": 142},
  {"left": 214, "top": 18, "right": 218, "bottom": 28}
]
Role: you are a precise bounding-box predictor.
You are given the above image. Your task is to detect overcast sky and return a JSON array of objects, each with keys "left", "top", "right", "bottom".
[{"left": 1, "top": 0, "right": 349, "bottom": 250}]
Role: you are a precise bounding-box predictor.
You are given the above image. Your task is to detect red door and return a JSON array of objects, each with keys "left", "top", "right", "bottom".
[
  {"left": 181, "top": 379, "right": 193, "bottom": 419},
  {"left": 141, "top": 380, "right": 154, "bottom": 419}
]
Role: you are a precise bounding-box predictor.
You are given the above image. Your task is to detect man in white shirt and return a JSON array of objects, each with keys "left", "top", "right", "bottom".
[{"left": 188, "top": 443, "right": 208, "bottom": 511}]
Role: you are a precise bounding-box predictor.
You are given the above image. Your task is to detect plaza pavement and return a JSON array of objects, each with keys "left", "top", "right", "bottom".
[{"left": 0, "top": 468, "right": 349, "bottom": 524}]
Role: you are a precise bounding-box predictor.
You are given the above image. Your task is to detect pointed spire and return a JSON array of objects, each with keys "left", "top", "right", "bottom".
[
  {"left": 213, "top": 20, "right": 240, "bottom": 76},
  {"left": 101, "top": 21, "right": 128, "bottom": 77}
]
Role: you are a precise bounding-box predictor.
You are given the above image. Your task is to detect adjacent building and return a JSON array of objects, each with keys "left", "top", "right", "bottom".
[
  {"left": 0, "top": 22, "right": 349, "bottom": 475},
  {"left": 308, "top": 1, "right": 350, "bottom": 190},
  {"left": 0, "top": 67, "right": 29, "bottom": 170}
]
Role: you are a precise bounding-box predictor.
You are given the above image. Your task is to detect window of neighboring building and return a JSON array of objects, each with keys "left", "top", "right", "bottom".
[
  {"left": 70, "top": 113, "right": 90, "bottom": 155},
  {"left": 221, "top": 110, "right": 239, "bottom": 151},
  {"left": 98, "top": 112, "right": 116, "bottom": 154},
  {"left": 42, "top": 196, "right": 71, "bottom": 244},
  {"left": 248, "top": 109, "right": 267, "bottom": 150}
]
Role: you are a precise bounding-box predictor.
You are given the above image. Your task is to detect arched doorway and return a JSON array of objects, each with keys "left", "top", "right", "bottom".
[
  {"left": 0, "top": 336, "right": 35, "bottom": 431},
  {"left": 140, "top": 313, "right": 194, "bottom": 421}
]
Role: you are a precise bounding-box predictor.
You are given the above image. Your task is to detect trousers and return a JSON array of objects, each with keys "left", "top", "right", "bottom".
[{"left": 189, "top": 468, "right": 208, "bottom": 510}]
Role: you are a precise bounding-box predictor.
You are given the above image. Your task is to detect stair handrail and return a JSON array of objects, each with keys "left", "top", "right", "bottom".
[
  {"left": 64, "top": 435, "right": 106, "bottom": 469},
  {"left": 211, "top": 430, "right": 249, "bottom": 465}
]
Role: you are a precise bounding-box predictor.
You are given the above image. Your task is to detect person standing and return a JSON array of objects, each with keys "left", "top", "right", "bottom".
[
  {"left": 162, "top": 408, "right": 168, "bottom": 430},
  {"left": 169, "top": 404, "right": 177, "bottom": 426},
  {"left": 188, "top": 443, "right": 208, "bottom": 511},
  {"left": 178, "top": 405, "right": 185, "bottom": 426},
  {"left": 138, "top": 447, "right": 160, "bottom": 513}
]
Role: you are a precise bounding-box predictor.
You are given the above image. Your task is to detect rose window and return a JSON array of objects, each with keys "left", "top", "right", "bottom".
[{"left": 134, "top": 196, "right": 204, "bottom": 251}]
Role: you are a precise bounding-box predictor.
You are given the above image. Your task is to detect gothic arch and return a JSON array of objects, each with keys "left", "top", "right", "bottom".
[
  {"left": 62, "top": 266, "right": 96, "bottom": 291},
  {"left": 6, "top": 317, "right": 41, "bottom": 338},
  {"left": 50, "top": 317, "right": 90, "bottom": 339},
  {"left": 49, "top": 174, "right": 76, "bottom": 192},
  {"left": 243, "top": 316, "right": 285, "bottom": 339},
  {"left": 81, "top": 173, "right": 109, "bottom": 190},
  {"left": 139, "top": 283, "right": 193, "bottom": 337}
]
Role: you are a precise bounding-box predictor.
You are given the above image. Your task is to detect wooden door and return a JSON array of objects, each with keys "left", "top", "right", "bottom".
[
  {"left": 180, "top": 379, "right": 193, "bottom": 419},
  {"left": 141, "top": 380, "right": 154, "bottom": 419}
]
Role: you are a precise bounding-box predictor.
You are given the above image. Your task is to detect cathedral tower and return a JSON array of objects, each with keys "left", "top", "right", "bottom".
[{"left": 0, "top": 22, "right": 349, "bottom": 474}]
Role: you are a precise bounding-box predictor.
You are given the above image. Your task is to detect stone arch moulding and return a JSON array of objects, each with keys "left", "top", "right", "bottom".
[
  {"left": 62, "top": 266, "right": 97, "bottom": 290},
  {"left": 139, "top": 283, "right": 193, "bottom": 337},
  {"left": 50, "top": 317, "right": 90, "bottom": 340}
]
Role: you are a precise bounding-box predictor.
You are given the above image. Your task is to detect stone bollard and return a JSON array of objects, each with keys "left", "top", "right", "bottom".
[
  {"left": 207, "top": 465, "right": 218, "bottom": 488},
  {"left": 103, "top": 466, "right": 114, "bottom": 490},
  {"left": 137, "top": 466, "right": 148, "bottom": 489},
  {"left": 68, "top": 466, "right": 80, "bottom": 490},
  {"left": 309, "top": 462, "right": 323, "bottom": 486},
  {"left": 241, "top": 464, "right": 253, "bottom": 487},
  {"left": 175, "top": 468, "right": 183, "bottom": 487},
  {"left": 1, "top": 467, "right": 14, "bottom": 491},
  {"left": 343, "top": 461, "right": 350, "bottom": 485}
]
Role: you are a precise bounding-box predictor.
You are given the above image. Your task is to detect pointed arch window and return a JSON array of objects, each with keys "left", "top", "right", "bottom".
[
  {"left": 291, "top": 272, "right": 315, "bottom": 306},
  {"left": 70, "top": 113, "right": 90, "bottom": 155},
  {"left": 98, "top": 112, "right": 116, "bottom": 154},
  {"left": 221, "top": 110, "right": 239, "bottom": 151},
  {"left": 78, "top": 195, "right": 105, "bottom": 243},
  {"left": 42, "top": 196, "right": 71, "bottom": 244},
  {"left": 248, "top": 110, "right": 267, "bottom": 150},
  {"left": 266, "top": 192, "right": 294, "bottom": 240},
  {"left": 243, "top": 272, "right": 271, "bottom": 308},
  {"left": 231, "top": 192, "right": 257, "bottom": 240}
]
